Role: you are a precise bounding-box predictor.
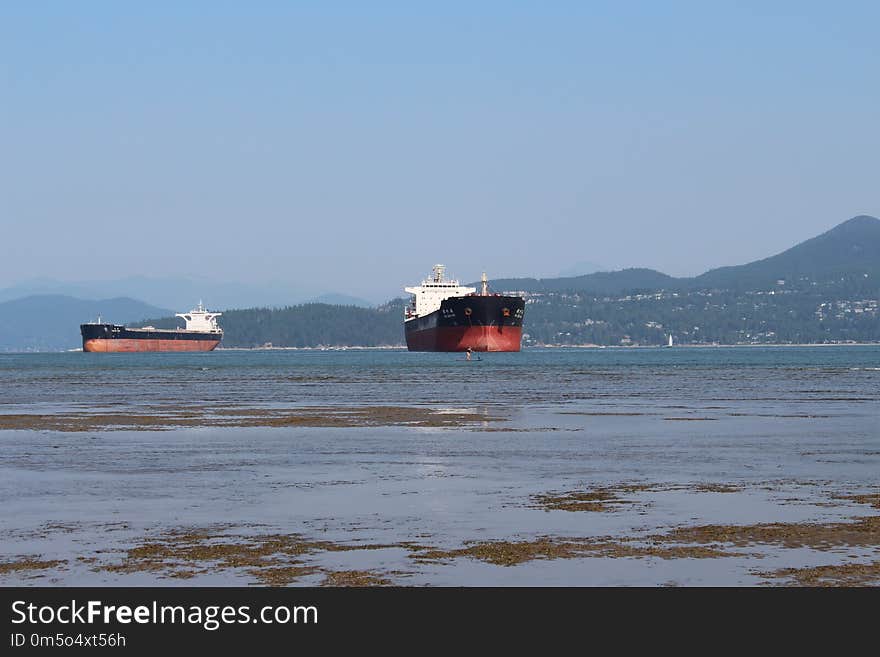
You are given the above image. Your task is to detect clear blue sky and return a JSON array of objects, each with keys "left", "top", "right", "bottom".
[{"left": 1, "top": 1, "right": 878, "bottom": 300}]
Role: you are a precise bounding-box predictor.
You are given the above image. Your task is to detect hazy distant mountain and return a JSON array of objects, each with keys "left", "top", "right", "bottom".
[
  {"left": 0, "top": 295, "right": 172, "bottom": 352},
  {"left": 308, "top": 293, "right": 374, "bottom": 307},
  {"left": 0, "top": 276, "right": 314, "bottom": 311},
  {"left": 557, "top": 260, "right": 607, "bottom": 277}
]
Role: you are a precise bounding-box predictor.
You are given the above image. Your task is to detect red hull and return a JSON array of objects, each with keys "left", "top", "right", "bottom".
[
  {"left": 83, "top": 338, "right": 221, "bottom": 353},
  {"left": 406, "top": 325, "right": 522, "bottom": 352}
]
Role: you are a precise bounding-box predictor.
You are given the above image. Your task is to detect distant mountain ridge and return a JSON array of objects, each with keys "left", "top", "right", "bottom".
[
  {"left": 488, "top": 215, "right": 880, "bottom": 295},
  {"left": 0, "top": 276, "right": 373, "bottom": 310},
  {"left": 487, "top": 268, "right": 676, "bottom": 295},
  {"left": 690, "top": 215, "right": 880, "bottom": 291},
  {"left": 557, "top": 260, "right": 607, "bottom": 277},
  {"left": 308, "top": 293, "right": 374, "bottom": 308},
  {"left": 0, "top": 295, "right": 172, "bottom": 351}
]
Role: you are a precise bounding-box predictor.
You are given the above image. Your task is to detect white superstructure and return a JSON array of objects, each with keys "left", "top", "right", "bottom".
[
  {"left": 176, "top": 301, "right": 223, "bottom": 333},
  {"left": 405, "top": 264, "right": 475, "bottom": 320}
]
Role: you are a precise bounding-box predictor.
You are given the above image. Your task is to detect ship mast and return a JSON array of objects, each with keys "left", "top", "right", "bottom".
[{"left": 481, "top": 272, "right": 488, "bottom": 296}]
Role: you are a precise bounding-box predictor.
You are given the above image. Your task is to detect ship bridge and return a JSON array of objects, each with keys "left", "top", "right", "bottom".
[
  {"left": 176, "top": 301, "right": 223, "bottom": 333},
  {"left": 405, "top": 264, "right": 476, "bottom": 319}
]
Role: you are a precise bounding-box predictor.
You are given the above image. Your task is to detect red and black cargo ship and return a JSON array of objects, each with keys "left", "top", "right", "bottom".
[
  {"left": 80, "top": 302, "right": 222, "bottom": 353},
  {"left": 404, "top": 265, "right": 525, "bottom": 352}
]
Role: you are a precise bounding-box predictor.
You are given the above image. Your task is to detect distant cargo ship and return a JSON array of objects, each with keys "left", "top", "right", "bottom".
[
  {"left": 80, "top": 302, "right": 222, "bottom": 353},
  {"left": 404, "top": 265, "right": 524, "bottom": 352}
]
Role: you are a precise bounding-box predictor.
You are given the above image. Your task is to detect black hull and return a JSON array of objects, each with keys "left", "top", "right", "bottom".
[
  {"left": 405, "top": 295, "right": 525, "bottom": 351},
  {"left": 80, "top": 324, "right": 222, "bottom": 352}
]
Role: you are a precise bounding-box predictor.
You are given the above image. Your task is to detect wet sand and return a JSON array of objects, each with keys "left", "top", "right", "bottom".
[
  {"left": 0, "top": 405, "right": 502, "bottom": 432},
  {"left": 2, "top": 413, "right": 879, "bottom": 586},
  {"left": 1, "top": 348, "right": 878, "bottom": 586}
]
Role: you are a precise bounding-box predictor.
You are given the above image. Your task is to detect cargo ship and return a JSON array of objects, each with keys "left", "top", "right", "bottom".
[
  {"left": 404, "top": 265, "right": 524, "bottom": 352},
  {"left": 80, "top": 302, "right": 223, "bottom": 352}
]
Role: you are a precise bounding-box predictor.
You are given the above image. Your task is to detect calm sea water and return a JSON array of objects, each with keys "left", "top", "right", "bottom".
[
  {"left": 2, "top": 346, "right": 879, "bottom": 413},
  {"left": 1, "top": 346, "right": 879, "bottom": 585}
]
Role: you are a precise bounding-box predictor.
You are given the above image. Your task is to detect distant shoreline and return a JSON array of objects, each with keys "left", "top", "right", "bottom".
[
  {"left": 3, "top": 342, "right": 879, "bottom": 354},
  {"left": 530, "top": 342, "right": 880, "bottom": 349},
  {"left": 213, "top": 342, "right": 880, "bottom": 352},
  {"left": 216, "top": 345, "right": 406, "bottom": 351}
]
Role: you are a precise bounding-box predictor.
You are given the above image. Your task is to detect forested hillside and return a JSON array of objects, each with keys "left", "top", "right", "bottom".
[{"left": 143, "top": 301, "right": 407, "bottom": 348}]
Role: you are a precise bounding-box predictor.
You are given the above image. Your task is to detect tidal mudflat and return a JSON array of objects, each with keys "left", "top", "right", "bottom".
[{"left": 1, "top": 347, "right": 878, "bottom": 586}]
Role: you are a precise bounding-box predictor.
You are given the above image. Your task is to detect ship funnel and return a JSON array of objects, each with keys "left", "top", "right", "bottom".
[
  {"left": 481, "top": 272, "right": 488, "bottom": 296},
  {"left": 432, "top": 264, "right": 446, "bottom": 283}
]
